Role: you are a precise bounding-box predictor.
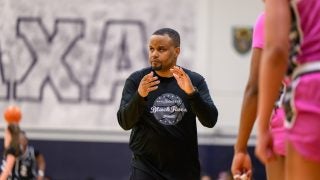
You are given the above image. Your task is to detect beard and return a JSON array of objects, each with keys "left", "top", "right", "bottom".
[
  {"left": 151, "top": 64, "right": 162, "bottom": 71},
  {"left": 151, "top": 61, "right": 162, "bottom": 71}
]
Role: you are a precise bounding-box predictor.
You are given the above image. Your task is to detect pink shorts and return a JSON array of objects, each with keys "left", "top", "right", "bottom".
[
  {"left": 286, "top": 72, "right": 320, "bottom": 162},
  {"left": 270, "top": 107, "right": 286, "bottom": 156}
]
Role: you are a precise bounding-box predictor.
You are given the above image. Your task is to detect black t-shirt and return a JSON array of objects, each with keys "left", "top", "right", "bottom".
[{"left": 117, "top": 67, "right": 218, "bottom": 180}]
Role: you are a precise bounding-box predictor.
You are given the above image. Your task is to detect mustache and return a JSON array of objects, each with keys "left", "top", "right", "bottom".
[{"left": 150, "top": 60, "right": 160, "bottom": 63}]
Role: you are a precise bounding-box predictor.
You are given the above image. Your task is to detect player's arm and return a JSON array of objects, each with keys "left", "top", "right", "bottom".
[
  {"left": 232, "top": 11, "right": 264, "bottom": 177},
  {"left": 36, "top": 152, "right": 46, "bottom": 180},
  {"left": 258, "top": 0, "right": 290, "bottom": 138},
  {"left": 231, "top": 47, "right": 261, "bottom": 179},
  {"left": 234, "top": 47, "right": 262, "bottom": 154},
  {"left": 256, "top": 0, "right": 290, "bottom": 163},
  {"left": 188, "top": 78, "right": 218, "bottom": 128},
  {"left": 0, "top": 154, "right": 15, "bottom": 180}
]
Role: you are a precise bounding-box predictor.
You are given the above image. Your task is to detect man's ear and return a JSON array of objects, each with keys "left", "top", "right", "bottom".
[{"left": 174, "top": 47, "right": 180, "bottom": 58}]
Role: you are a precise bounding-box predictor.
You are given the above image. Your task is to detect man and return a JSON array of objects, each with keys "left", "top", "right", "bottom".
[
  {"left": 13, "top": 131, "right": 46, "bottom": 180},
  {"left": 117, "top": 28, "right": 218, "bottom": 180}
]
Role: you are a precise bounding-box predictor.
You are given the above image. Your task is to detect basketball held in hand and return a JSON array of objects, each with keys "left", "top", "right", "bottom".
[{"left": 3, "top": 105, "right": 22, "bottom": 124}]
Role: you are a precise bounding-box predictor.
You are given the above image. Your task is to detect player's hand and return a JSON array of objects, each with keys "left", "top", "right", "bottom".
[
  {"left": 233, "top": 173, "right": 250, "bottom": 180},
  {"left": 231, "top": 151, "right": 252, "bottom": 180},
  {"left": 170, "top": 66, "right": 195, "bottom": 95},
  {"left": 138, "top": 71, "right": 160, "bottom": 97},
  {"left": 37, "top": 176, "right": 44, "bottom": 180},
  {"left": 255, "top": 129, "right": 276, "bottom": 164}
]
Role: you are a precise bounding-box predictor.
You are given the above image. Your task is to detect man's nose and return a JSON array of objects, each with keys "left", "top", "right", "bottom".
[{"left": 151, "top": 50, "right": 159, "bottom": 57}]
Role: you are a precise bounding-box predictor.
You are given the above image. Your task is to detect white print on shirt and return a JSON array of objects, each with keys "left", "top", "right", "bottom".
[{"left": 150, "top": 93, "right": 187, "bottom": 125}]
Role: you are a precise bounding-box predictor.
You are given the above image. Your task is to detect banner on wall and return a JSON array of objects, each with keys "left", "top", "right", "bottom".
[{"left": 0, "top": 0, "right": 196, "bottom": 141}]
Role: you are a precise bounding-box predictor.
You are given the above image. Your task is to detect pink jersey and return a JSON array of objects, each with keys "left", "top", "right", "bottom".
[
  {"left": 292, "top": 0, "right": 320, "bottom": 63},
  {"left": 286, "top": 0, "right": 320, "bottom": 163},
  {"left": 252, "top": 12, "right": 265, "bottom": 49}
]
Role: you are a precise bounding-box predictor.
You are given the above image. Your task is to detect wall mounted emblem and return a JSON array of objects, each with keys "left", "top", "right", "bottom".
[{"left": 232, "top": 26, "right": 253, "bottom": 55}]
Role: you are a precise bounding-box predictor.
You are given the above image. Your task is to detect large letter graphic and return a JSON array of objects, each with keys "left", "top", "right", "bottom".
[
  {"left": 0, "top": 48, "right": 10, "bottom": 100},
  {"left": 87, "top": 20, "right": 148, "bottom": 104},
  {"left": 15, "top": 18, "right": 84, "bottom": 102}
]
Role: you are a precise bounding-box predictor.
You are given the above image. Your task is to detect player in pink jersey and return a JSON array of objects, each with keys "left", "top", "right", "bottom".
[
  {"left": 231, "top": 11, "right": 286, "bottom": 180},
  {"left": 256, "top": 0, "right": 320, "bottom": 179}
]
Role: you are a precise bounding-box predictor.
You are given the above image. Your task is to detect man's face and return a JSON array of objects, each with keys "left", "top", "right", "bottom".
[{"left": 148, "top": 34, "right": 180, "bottom": 72}]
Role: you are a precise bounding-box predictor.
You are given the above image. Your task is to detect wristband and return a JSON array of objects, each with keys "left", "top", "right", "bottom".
[{"left": 38, "top": 170, "right": 45, "bottom": 177}]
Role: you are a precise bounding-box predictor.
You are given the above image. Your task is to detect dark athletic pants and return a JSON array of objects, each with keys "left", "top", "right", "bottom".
[{"left": 129, "top": 167, "right": 156, "bottom": 180}]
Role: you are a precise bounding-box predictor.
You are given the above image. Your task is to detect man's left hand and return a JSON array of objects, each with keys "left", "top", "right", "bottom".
[{"left": 170, "top": 66, "right": 195, "bottom": 95}]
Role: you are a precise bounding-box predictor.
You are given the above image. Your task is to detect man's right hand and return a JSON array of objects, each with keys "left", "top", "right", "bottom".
[
  {"left": 231, "top": 151, "right": 252, "bottom": 180},
  {"left": 138, "top": 71, "right": 160, "bottom": 97}
]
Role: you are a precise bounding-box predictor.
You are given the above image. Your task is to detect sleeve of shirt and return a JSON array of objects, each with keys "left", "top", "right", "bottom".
[
  {"left": 252, "top": 12, "right": 265, "bottom": 49},
  {"left": 188, "top": 77, "right": 218, "bottom": 128},
  {"left": 5, "top": 147, "right": 19, "bottom": 157},
  {"left": 117, "top": 75, "right": 147, "bottom": 130},
  {"left": 6, "top": 147, "right": 16, "bottom": 156}
]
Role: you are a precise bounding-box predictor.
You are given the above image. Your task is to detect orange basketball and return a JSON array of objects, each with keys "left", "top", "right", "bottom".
[{"left": 3, "top": 105, "right": 22, "bottom": 124}]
